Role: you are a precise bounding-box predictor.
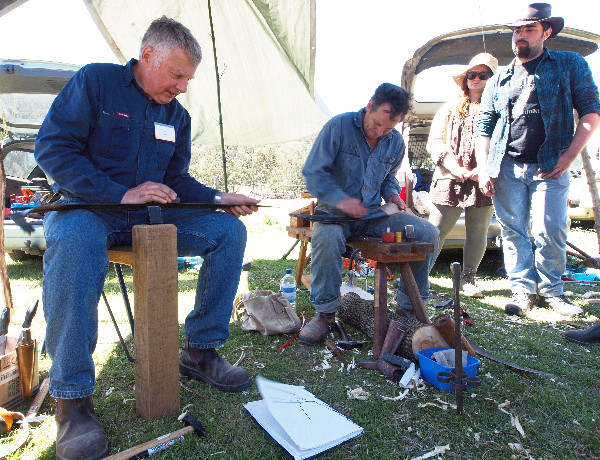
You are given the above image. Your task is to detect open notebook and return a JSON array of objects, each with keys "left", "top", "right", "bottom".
[{"left": 245, "top": 376, "right": 363, "bottom": 459}]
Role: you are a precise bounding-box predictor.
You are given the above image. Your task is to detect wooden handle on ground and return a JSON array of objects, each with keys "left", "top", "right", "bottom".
[
  {"left": 104, "top": 425, "right": 193, "bottom": 460},
  {"left": 432, "top": 314, "right": 476, "bottom": 357}
]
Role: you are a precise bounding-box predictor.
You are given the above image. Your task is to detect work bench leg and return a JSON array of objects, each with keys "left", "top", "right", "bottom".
[
  {"left": 295, "top": 240, "right": 308, "bottom": 286},
  {"left": 398, "top": 262, "right": 431, "bottom": 325},
  {"left": 133, "top": 224, "right": 180, "bottom": 420},
  {"left": 373, "top": 262, "right": 388, "bottom": 359}
]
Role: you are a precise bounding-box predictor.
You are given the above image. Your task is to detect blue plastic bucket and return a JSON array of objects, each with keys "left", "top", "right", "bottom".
[{"left": 417, "top": 346, "right": 480, "bottom": 392}]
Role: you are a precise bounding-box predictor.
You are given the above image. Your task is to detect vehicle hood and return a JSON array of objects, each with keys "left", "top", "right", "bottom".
[
  {"left": 401, "top": 24, "right": 600, "bottom": 94},
  {"left": 0, "top": 59, "right": 79, "bottom": 133}
]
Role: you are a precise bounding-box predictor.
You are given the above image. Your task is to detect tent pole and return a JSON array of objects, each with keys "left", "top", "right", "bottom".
[{"left": 207, "top": 0, "right": 228, "bottom": 192}]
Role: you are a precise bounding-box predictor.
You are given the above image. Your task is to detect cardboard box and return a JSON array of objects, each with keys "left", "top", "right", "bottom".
[{"left": 0, "top": 337, "right": 39, "bottom": 409}]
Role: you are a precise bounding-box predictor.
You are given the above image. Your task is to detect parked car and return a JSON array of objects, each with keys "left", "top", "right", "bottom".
[
  {"left": 1, "top": 59, "right": 78, "bottom": 259},
  {"left": 399, "top": 24, "right": 600, "bottom": 249}
]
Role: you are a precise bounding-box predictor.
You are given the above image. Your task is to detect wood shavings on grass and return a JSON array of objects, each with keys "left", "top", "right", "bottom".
[
  {"left": 233, "top": 350, "right": 246, "bottom": 367},
  {"left": 435, "top": 397, "right": 456, "bottom": 410},
  {"left": 105, "top": 387, "right": 114, "bottom": 396},
  {"left": 313, "top": 357, "right": 332, "bottom": 371},
  {"left": 381, "top": 388, "right": 410, "bottom": 401},
  {"left": 347, "top": 387, "right": 370, "bottom": 400},
  {"left": 418, "top": 402, "right": 448, "bottom": 411},
  {"left": 498, "top": 400, "right": 526, "bottom": 438},
  {"left": 412, "top": 444, "right": 450, "bottom": 460},
  {"left": 582, "top": 290, "right": 600, "bottom": 298}
]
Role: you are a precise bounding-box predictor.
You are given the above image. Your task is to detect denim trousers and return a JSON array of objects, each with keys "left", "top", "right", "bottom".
[
  {"left": 310, "top": 212, "right": 439, "bottom": 313},
  {"left": 492, "top": 155, "right": 569, "bottom": 296},
  {"left": 43, "top": 206, "right": 246, "bottom": 398}
]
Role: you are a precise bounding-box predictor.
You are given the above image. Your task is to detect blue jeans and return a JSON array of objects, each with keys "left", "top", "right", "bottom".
[
  {"left": 43, "top": 205, "right": 246, "bottom": 399},
  {"left": 309, "top": 212, "right": 439, "bottom": 313},
  {"left": 493, "top": 155, "right": 569, "bottom": 296}
]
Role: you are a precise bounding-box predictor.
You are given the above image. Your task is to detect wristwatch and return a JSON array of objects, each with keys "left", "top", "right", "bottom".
[{"left": 213, "top": 192, "right": 223, "bottom": 204}]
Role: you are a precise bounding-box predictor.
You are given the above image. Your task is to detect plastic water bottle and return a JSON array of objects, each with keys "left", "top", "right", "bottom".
[{"left": 280, "top": 269, "right": 297, "bottom": 310}]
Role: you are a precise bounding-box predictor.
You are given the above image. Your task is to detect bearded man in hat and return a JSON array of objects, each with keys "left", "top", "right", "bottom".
[{"left": 475, "top": 3, "right": 600, "bottom": 317}]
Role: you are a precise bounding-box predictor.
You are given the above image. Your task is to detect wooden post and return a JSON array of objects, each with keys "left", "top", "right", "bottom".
[
  {"left": 133, "top": 224, "right": 180, "bottom": 420},
  {"left": 373, "top": 261, "right": 388, "bottom": 359},
  {"left": 398, "top": 263, "right": 431, "bottom": 325}
]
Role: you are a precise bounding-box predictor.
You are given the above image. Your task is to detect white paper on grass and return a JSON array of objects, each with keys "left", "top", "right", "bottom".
[{"left": 244, "top": 375, "right": 363, "bottom": 458}]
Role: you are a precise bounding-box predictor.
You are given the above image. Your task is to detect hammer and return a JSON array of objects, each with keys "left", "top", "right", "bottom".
[
  {"left": 335, "top": 321, "right": 363, "bottom": 350},
  {"left": 104, "top": 414, "right": 205, "bottom": 460}
]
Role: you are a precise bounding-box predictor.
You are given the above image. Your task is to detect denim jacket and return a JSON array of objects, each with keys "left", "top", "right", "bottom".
[
  {"left": 476, "top": 48, "right": 600, "bottom": 177},
  {"left": 35, "top": 60, "right": 218, "bottom": 204},
  {"left": 302, "top": 108, "right": 404, "bottom": 212}
]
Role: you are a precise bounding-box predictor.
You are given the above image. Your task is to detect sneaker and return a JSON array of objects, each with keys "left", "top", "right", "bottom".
[
  {"left": 539, "top": 295, "right": 584, "bottom": 316},
  {"left": 460, "top": 268, "right": 483, "bottom": 298},
  {"left": 505, "top": 292, "right": 536, "bottom": 316}
]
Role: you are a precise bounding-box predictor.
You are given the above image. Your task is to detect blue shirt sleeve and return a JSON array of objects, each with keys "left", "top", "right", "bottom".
[
  {"left": 302, "top": 118, "right": 349, "bottom": 207},
  {"left": 35, "top": 66, "right": 130, "bottom": 203}
]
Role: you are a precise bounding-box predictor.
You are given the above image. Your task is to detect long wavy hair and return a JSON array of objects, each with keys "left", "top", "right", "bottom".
[{"left": 453, "top": 77, "right": 476, "bottom": 120}]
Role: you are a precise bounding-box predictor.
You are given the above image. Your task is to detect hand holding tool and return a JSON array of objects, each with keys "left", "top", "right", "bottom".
[{"left": 335, "top": 321, "right": 363, "bottom": 350}]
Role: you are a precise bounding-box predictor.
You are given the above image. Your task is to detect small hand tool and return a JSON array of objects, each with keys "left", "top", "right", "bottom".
[
  {"left": 335, "top": 321, "right": 363, "bottom": 350},
  {"left": 325, "top": 339, "right": 349, "bottom": 367},
  {"left": 103, "top": 414, "right": 205, "bottom": 460},
  {"left": 24, "top": 378, "right": 50, "bottom": 425}
]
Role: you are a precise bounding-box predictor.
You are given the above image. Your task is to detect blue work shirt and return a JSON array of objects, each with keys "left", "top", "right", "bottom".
[
  {"left": 476, "top": 48, "right": 600, "bottom": 177},
  {"left": 302, "top": 108, "right": 404, "bottom": 211},
  {"left": 35, "top": 59, "right": 218, "bottom": 204}
]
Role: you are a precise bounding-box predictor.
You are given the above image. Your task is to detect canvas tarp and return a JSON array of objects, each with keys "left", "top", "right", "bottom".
[{"left": 82, "top": 0, "right": 327, "bottom": 146}]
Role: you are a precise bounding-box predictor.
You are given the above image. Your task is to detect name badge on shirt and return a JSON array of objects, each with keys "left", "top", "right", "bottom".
[{"left": 154, "top": 122, "right": 176, "bottom": 142}]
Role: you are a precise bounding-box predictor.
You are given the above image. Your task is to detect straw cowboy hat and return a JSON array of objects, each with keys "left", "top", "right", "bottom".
[
  {"left": 505, "top": 3, "right": 564, "bottom": 38},
  {"left": 453, "top": 53, "right": 499, "bottom": 86}
]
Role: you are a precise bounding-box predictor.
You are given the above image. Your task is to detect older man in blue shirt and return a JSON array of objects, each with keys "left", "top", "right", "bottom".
[
  {"left": 299, "top": 83, "right": 439, "bottom": 345},
  {"left": 35, "top": 17, "right": 258, "bottom": 460},
  {"left": 475, "top": 3, "right": 600, "bottom": 317}
]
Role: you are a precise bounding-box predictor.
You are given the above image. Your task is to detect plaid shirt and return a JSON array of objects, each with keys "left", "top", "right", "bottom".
[{"left": 476, "top": 48, "right": 600, "bottom": 177}]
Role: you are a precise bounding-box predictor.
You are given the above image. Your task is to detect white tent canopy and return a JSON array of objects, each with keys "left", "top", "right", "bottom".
[{"left": 55, "top": 0, "right": 327, "bottom": 146}]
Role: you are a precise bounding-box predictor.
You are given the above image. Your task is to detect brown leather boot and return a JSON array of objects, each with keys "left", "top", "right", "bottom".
[
  {"left": 55, "top": 396, "right": 108, "bottom": 460},
  {"left": 179, "top": 339, "right": 251, "bottom": 392},
  {"left": 298, "top": 312, "right": 336, "bottom": 345}
]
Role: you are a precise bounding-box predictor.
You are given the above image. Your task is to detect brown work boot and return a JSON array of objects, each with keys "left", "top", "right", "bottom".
[
  {"left": 179, "top": 339, "right": 251, "bottom": 392},
  {"left": 298, "top": 312, "right": 336, "bottom": 345},
  {"left": 55, "top": 396, "right": 109, "bottom": 460}
]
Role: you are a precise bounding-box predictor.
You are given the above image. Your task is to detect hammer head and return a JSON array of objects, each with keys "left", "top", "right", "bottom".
[{"left": 183, "top": 414, "right": 207, "bottom": 437}]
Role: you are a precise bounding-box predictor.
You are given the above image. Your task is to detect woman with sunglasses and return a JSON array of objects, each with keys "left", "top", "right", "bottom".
[{"left": 426, "top": 53, "right": 498, "bottom": 297}]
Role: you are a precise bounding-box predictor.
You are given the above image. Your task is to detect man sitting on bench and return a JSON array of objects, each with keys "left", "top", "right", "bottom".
[
  {"left": 299, "top": 83, "right": 439, "bottom": 346},
  {"left": 35, "top": 17, "right": 258, "bottom": 460}
]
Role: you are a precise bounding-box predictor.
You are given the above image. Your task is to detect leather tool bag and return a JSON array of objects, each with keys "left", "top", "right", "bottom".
[{"left": 232, "top": 289, "right": 301, "bottom": 336}]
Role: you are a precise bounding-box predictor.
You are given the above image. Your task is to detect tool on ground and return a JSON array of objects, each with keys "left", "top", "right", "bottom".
[
  {"left": 0, "top": 409, "right": 29, "bottom": 458},
  {"left": 382, "top": 352, "right": 412, "bottom": 369},
  {"left": 104, "top": 414, "right": 206, "bottom": 460},
  {"left": 566, "top": 240, "right": 600, "bottom": 268},
  {"left": 24, "top": 377, "right": 49, "bottom": 424},
  {"left": 0, "top": 306, "right": 10, "bottom": 355},
  {"left": 376, "top": 320, "right": 410, "bottom": 382},
  {"left": 436, "top": 263, "right": 481, "bottom": 414},
  {"left": 335, "top": 321, "right": 363, "bottom": 350},
  {"left": 325, "top": 339, "right": 349, "bottom": 367}
]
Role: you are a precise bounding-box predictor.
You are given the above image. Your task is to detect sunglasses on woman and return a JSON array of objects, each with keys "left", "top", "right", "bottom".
[{"left": 466, "top": 71, "right": 492, "bottom": 80}]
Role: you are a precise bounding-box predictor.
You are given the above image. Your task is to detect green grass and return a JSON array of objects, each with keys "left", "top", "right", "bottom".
[{"left": 3, "top": 221, "right": 600, "bottom": 459}]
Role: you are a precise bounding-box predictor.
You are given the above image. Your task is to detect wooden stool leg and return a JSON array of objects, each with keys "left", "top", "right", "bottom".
[
  {"left": 295, "top": 240, "right": 308, "bottom": 286},
  {"left": 373, "top": 261, "right": 388, "bottom": 359},
  {"left": 133, "top": 224, "right": 180, "bottom": 420},
  {"left": 398, "top": 262, "right": 431, "bottom": 324}
]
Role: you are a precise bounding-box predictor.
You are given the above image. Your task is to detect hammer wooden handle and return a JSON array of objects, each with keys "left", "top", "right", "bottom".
[
  {"left": 104, "top": 425, "right": 193, "bottom": 460},
  {"left": 26, "top": 377, "right": 49, "bottom": 418}
]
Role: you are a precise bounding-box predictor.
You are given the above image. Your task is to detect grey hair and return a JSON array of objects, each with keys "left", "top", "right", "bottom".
[{"left": 140, "top": 16, "right": 202, "bottom": 66}]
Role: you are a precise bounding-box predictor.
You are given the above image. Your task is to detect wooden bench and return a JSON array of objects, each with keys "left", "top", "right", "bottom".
[
  {"left": 106, "top": 224, "right": 180, "bottom": 421},
  {"left": 345, "top": 237, "right": 434, "bottom": 358}
]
